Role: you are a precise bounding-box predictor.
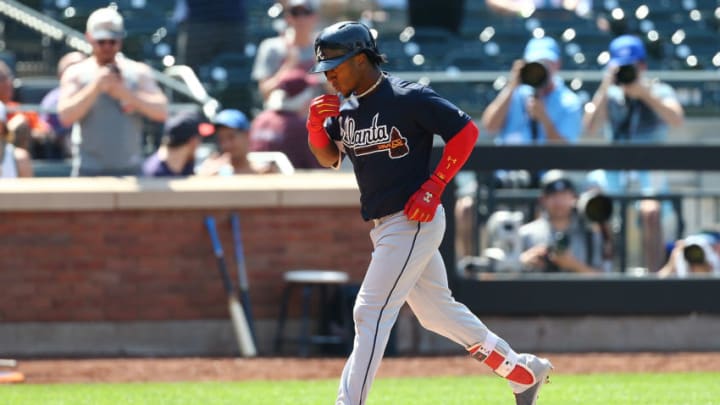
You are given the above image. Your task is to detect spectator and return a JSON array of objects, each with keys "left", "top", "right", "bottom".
[
  {"left": 0, "top": 60, "right": 53, "bottom": 159},
  {"left": 249, "top": 69, "right": 322, "bottom": 170},
  {"left": 142, "top": 111, "right": 205, "bottom": 177},
  {"left": 0, "top": 102, "right": 33, "bottom": 178},
  {"left": 7, "top": 114, "right": 31, "bottom": 151},
  {"left": 455, "top": 36, "right": 583, "bottom": 257},
  {"left": 39, "top": 51, "right": 86, "bottom": 160},
  {"left": 481, "top": 36, "right": 582, "bottom": 146},
  {"left": 58, "top": 7, "right": 168, "bottom": 177},
  {"left": 251, "top": 0, "right": 320, "bottom": 102},
  {"left": 197, "top": 109, "right": 274, "bottom": 175},
  {"left": 658, "top": 230, "right": 720, "bottom": 278},
  {"left": 518, "top": 170, "right": 607, "bottom": 273},
  {"left": 583, "top": 34, "right": 685, "bottom": 272},
  {"left": 172, "top": 0, "right": 247, "bottom": 71}
]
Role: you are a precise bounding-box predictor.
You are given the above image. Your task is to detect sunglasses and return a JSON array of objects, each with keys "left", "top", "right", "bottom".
[
  {"left": 289, "top": 7, "right": 314, "bottom": 17},
  {"left": 96, "top": 39, "right": 119, "bottom": 46}
]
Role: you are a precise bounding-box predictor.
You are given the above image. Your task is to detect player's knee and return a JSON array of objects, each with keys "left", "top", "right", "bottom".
[{"left": 352, "top": 301, "right": 376, "bottom": 325}]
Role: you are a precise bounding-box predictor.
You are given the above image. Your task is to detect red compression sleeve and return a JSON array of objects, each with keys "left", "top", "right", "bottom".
[
  {"left": 308, "top": 125, "right": 331, "bottom": 148},
  {"left": 433, "top": 120, "right": 479, "bottom": 184}
]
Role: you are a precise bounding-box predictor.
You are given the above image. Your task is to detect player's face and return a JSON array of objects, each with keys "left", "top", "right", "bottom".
[{"left": 322, "top": 53, "right": 364, "bottom": 97}]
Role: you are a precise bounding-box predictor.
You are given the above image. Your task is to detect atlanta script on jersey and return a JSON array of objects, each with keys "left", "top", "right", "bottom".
[{"left": 325, "top": 74, "right": 471, "bottom": 220}]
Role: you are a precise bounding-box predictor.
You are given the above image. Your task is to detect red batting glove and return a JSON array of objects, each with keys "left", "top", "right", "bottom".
[
  {"left": 404, "top": 175, "right": 447, "bottom": 222},
  {"left": 307, "top": 94, "right": 340, "bottom": 148}
]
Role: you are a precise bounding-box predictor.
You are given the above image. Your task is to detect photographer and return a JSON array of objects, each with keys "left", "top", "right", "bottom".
[
  {"left": 583, "top": 34, "right": 685, "bottom": 273},
  {"left": 519, "top": 171, "right": 611, "bottom": 273},
  {"left": 481, "top": 36, "right": 582, "bottom": 146},
  {"left": 658, "top": 231, "right": 720, "bottom": 278}
]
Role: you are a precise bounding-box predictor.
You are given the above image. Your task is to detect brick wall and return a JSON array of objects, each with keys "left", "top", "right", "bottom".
[{"left": 0, "top": 207, "right": 373, "bottom": 323}]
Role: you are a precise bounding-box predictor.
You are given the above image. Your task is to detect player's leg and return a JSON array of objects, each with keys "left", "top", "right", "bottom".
[
  {"left": 406, "top": 250, "right": 552, "bottom": 403},
  {"left": 336, "top": 210, "right": 444, "bottom": 405}
]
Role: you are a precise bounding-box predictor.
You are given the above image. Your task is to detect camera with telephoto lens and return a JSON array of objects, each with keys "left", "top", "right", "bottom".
[
  {"left": 576, "top": 189, "right": 613, "bottom": 223},
  {"left": 683, "top": 243, "right": 706, "bottom": 265},
  {"left": 520, "top": 61, "right": 549, "bottom": 88},
  {"left": 544, "top": 231, "right": 570, "bottom": 272},
  {"left": 615, "top": 64, "right": 637, "bottom": 85},
  {"left": 549, "top": 231, "right": 570, "bottom": 254},
  {"left": 682, "top": 234, "right": 718, "bottom": 265}
]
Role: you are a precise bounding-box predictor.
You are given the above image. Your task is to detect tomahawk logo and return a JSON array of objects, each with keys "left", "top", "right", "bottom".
[{"left": 340, "top": 113, "right": 409, "bottom": 159}]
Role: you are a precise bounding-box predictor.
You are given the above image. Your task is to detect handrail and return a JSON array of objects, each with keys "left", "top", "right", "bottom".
[
  {"left": 0, "top": 0, "right": 220, "bottom": 116},
  {"left": 395, "top": 69, "right": 720, "bottom": 83}
]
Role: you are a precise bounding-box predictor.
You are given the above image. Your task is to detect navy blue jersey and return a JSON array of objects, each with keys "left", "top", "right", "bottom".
[{"left": 325, "top": 74, "right": 472, "bottom": 221}]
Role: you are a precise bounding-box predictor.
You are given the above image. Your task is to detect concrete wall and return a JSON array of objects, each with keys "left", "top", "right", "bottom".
[{"left": 1, "top": 174, "right": 719, "bottom": 358}]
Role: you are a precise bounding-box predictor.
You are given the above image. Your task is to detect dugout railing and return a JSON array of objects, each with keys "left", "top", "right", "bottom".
[{"left": 433, "top": 144, "right": 720, "bottom": 316}]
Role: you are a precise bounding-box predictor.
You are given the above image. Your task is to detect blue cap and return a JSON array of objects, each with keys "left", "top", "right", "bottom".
[
  {"left": 523, "top": 37, "right": 560, "bottom": 62},
  {"left": 609, "top": 35, "right": 646, "bottom": 66},
  {"left": 211, "top": 109, "right": 250, "bottom": 131}
]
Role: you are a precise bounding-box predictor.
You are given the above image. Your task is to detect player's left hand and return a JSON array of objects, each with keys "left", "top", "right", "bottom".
[{"left": 404, "top": 175, "right": 446, "bottom": 222}]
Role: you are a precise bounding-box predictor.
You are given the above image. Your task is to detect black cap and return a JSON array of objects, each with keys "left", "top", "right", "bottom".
[
  {"left": 163, "top": 111, "right": 202, "bottom": 147},
  {"left": 540, "top": 170, "right": 576, "bottom": 195}
]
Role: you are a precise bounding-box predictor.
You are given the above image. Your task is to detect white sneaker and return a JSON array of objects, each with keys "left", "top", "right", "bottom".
[{"left": 511, "top": 354, "right": 553, "bottom": 405}]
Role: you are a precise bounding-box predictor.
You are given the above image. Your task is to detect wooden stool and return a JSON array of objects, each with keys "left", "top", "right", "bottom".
[{"left": 274, "top": 270, "right": 351, "bottom": 357}]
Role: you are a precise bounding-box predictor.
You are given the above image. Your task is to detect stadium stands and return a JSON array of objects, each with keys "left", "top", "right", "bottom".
[{"left": 1, "top": 1, "right": 719, "bottom": 118}]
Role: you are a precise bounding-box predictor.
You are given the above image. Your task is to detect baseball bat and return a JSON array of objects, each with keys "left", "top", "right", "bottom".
[
  {"left": 204, "top": 215, "right": 257, "bottom": 357},
  {"left": 230, "top": 212, "right": 257, "bottom": 343}
]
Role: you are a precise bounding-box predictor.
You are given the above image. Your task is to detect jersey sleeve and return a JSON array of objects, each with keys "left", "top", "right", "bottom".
[
  {"left": 325, "top": 117, "right": 342, "bottom": 141},
  {"left": 412, "top": 87, "right": 472, "bottom": 143},
  {"left": 325, "top": 118, "right": 344, "bottom": 170}
]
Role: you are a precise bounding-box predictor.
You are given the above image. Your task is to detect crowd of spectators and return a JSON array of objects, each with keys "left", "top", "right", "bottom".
[{"left": 1, "top": 0, "right": 716, "bottom": 276}]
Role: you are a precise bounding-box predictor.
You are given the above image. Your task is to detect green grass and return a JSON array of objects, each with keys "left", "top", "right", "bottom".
[{"left": 1, "top": 372, "right": 719, "bottom": 405}]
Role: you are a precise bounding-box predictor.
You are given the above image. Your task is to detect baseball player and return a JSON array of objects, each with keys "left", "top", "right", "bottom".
[{"left": 306, "top": 21, "right": 552, "bottom": 405}]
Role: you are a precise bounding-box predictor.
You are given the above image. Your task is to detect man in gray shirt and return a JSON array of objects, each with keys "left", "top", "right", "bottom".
[
  {"left": 519, "top": 170, "right": 607, "bottom": 273},
  {"left": 58, "top": 7, "right": 168, "bottom": 176}
]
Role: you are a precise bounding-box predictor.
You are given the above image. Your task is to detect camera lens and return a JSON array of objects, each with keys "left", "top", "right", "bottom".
[
  {"left": 551, "top": 231, "right": 570, "bottom": 253},
  {"left": 683, "top": 244, "right": 706, "bottom": 264},
  {"left": 520, "top": 62, "right": 548, "bottom": 88},
  {"left": 615, "top": 64, "right": 637, "bottom": 84},
  {"left": 577, "top": 189, "right": 613, "bottom": 223}
]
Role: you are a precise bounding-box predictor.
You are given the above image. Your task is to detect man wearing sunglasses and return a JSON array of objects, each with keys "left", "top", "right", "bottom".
[
  {"left": 58, "top": 7, "right": 168, "bottom": 176},
  {"left": 251, "top": 0, "right": 320, "bottom": 102}
]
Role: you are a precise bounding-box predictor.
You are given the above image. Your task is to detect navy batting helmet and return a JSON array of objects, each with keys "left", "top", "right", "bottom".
[{"left": 310, "top": 21, "right": 380, "bottom": 73}]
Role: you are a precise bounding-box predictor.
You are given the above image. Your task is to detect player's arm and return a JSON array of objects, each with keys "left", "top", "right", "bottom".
[
  {"left": 404, "top": 120, "right": 479, "bottom": 222},
  {"left": 307, "top": 94, "right": 341, "bottom": 168}
]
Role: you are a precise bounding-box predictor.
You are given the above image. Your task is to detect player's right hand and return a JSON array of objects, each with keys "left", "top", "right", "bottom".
[
  {"left": 307, "top": 94, "right": 340, "bottom": 131},
  {"left": 307, "top": 94, "right": 340, "bottom": 149}
]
